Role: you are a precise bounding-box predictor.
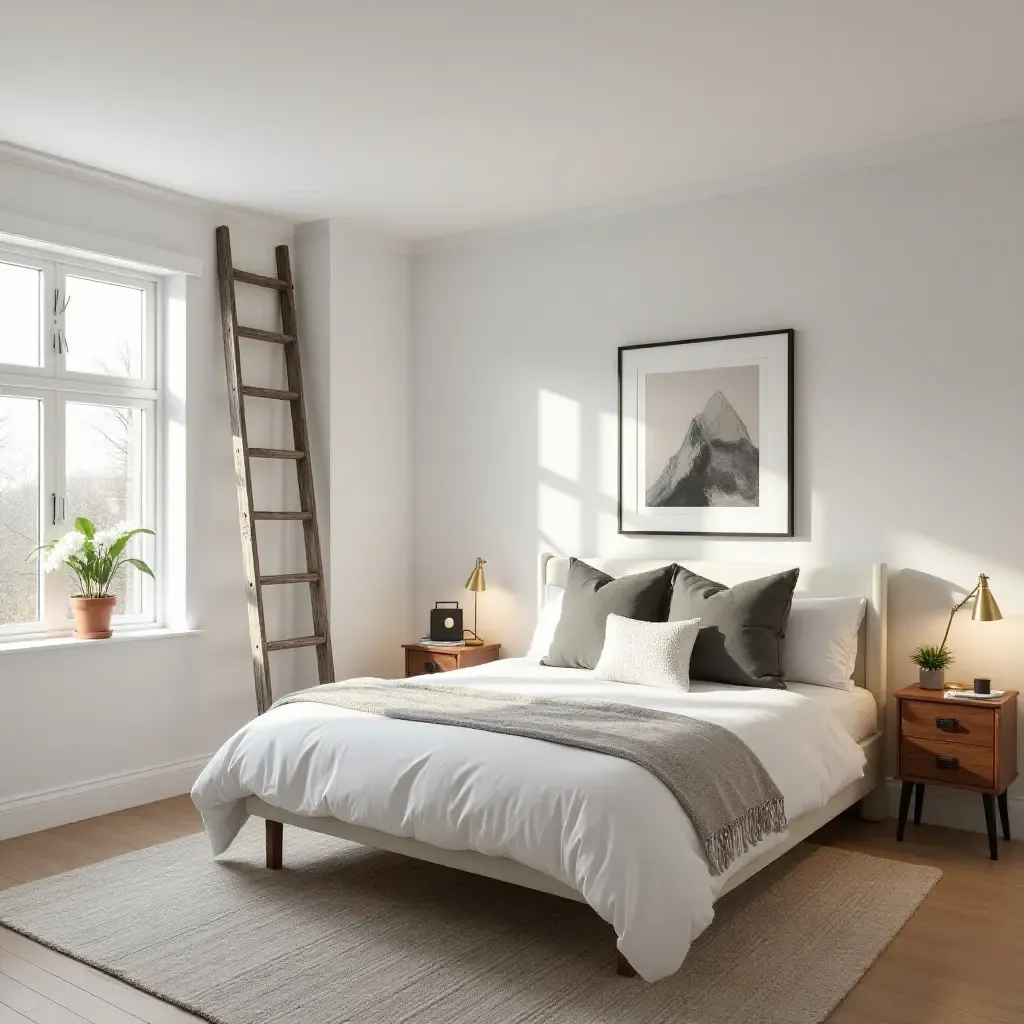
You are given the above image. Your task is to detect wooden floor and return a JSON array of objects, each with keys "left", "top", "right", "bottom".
[{"left": 0, "top": 797, "right": 1020, "bottom": 1023}]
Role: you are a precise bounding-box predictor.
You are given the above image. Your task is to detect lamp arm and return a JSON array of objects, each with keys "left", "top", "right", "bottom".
[{"left": 939, "top": 583, "right": 979, "bottom": 650}]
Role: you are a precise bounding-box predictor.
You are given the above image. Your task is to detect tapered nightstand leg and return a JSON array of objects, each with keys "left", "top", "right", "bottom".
[
  {"left": 998, "top": 791, "right": 1011, "bottom": 841},
  {"left": 913, "top": 783, "right": 925, "bottom": 825},
  {"left": 896, "top": 781, "right": 914, "bottom": 841},
  {"left": 982, "top": 794, "right": 998, "bottom": 861}
]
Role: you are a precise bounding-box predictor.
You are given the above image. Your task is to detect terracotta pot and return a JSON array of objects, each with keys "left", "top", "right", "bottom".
[{"left": 71, "top": 596, "right": 117, "bottom": 639}]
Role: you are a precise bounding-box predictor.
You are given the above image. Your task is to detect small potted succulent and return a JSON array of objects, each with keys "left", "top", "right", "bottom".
[
  {"left": 32, "top": 518, "right": 155, "bottom": 639},
  {"left": 910, "top": 644, "right": 954, "bottom": 691}
]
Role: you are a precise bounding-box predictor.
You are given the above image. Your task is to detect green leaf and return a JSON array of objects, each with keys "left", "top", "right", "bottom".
[
  {"left": 74, "top": 517, "right": 95, "bottom": 539},
  {"left": 910, "top": 644, "right": 954, "bottom": 670},
  {"left": 108, "top": 528, "right": 155, "bottom": 561},
  {"left": 65, "top": 554, "right": 88, "bottom": 574},
  {"left": 125, "top": 558, "right": 156, "bottom": 580},
  {"left": 27, "top": 541, "right": 57, "bottom": 560}
]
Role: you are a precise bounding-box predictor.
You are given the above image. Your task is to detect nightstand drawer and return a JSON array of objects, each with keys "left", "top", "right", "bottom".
[
  {"left": 901, "top": 736, "right": 995, "bottom": 789},
  {"left": 901, "top": 700, "right": 995, "bottom": 747},
  {"left": 406, "top": 650, "right": 459, "bottom": 676}
]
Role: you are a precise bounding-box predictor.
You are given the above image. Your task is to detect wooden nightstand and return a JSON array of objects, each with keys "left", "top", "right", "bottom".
[
  {"left": 403, "top": 642, "right": 501, "bottom": 678},
  {"left": 896, "top": 684, "right": 1018, "bottom": 860}
]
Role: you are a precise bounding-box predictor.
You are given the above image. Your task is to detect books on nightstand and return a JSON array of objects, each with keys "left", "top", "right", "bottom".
[
  {"left": 417, "top": 638, "right": 465, "bottom": 647},
  {"left": 943, "top": 690, "right": 1006, "bottom": 701}
]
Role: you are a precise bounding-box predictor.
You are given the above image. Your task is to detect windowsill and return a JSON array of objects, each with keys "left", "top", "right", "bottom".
[{"left": 0, "top": 626, "right": 201, "bottom": 655}]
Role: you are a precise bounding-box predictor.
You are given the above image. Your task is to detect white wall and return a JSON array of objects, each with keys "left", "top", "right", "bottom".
[
  {"left": 411, "top": 129, "right": 1024, "bottom": 831},
  {"left": 0, "top": 152, "right": 301, "bottom": 837},
  {"left": 295, "top": 219, "right": 412, "bottom": 680}
]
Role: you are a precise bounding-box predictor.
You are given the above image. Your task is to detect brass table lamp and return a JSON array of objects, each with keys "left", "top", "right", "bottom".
[
  {"left": 464, "top": 557, "right": 486, "bottom": 646},
  {"left": 941, "top": 573, "right": 1002, "bottom": 690}
]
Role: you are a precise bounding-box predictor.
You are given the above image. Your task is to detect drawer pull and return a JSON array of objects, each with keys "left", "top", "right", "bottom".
[
  {"left": 936, "top": 755, "right": 960, "bottom": 770},
  {"left": 935, "top": 717, "right": 959, "bottom": 732},
  {"left": 424, "top": 661, "right": 440, "bottom": 674}
]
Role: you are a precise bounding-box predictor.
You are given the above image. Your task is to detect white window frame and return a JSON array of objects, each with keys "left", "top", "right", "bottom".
[{"left": 0, "top": 241, "right": 162, "bottom": 640}]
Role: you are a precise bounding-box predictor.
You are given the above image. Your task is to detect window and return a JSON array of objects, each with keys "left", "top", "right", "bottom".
[{"left": 0, "top": 244, "right": 159, "bottom": 638}]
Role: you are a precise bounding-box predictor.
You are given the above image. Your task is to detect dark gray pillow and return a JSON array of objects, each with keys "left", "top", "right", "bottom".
[
  {"left": 542, "top": 559, "right": 676, "bottom": 670},
  {"left": 668, "top": 567, "right": 800, "bottom": 688}
]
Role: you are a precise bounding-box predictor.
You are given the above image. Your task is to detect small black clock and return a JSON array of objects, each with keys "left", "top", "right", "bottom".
[{"left": 429, "top": 601, "right": 463, "bottom": 642}]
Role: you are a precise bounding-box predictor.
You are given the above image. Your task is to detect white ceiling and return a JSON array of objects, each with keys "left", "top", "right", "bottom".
[{"left": 2, "top": 1, "right": 1023, "bottom": 240}]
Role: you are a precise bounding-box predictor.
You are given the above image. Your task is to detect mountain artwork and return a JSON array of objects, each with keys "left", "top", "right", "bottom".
[{"left": 646, "top": 391, "right": 759, "bottom": 508}]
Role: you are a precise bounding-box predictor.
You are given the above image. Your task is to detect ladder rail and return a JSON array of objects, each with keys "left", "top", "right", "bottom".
[
  {"left": 276, "top": 243, "right": 335, "bottom": 688},
  {"left": 215, "top": 226, "right": 273, "bottom": 714}
]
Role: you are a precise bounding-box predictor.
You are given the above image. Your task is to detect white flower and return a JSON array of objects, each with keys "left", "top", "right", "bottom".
[
  {"left": 42, "top": 549, "right": 63, "bottom": 573},
  {"left": 41, "top": 530, "right": 87, "bottom": 573},
  {"left": 96, "top": 521, "right": 137, "bottom": 549},
  {"left": 56, "top": 530, "right": 86, "bottom": 558},
  {"left": 94, "top": 527, "right": 121, "bottom": 548}
]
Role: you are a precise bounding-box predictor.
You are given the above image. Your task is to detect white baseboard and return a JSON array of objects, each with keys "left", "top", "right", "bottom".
[
  {"left": 883, "top": 779, "right": 1024, "bottom": 838},
  {"left": 0, "top": 755, "right": 211, "bottom": 841}
]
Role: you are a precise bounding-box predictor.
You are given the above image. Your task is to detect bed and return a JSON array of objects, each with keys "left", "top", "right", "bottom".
[{"left": 193, "top": 556, "right": 888, "bottom": 982}]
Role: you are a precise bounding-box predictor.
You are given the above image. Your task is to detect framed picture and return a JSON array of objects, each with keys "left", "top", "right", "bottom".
[{"left": 618, "top": 329, "right": 793, "bottom": 537}]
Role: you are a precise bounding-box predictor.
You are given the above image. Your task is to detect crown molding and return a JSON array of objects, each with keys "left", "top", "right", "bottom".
[
  {"left": 413, "top": 115, "right": 1024, "bottom": 255},
  {"left": 0, "top": 139, "right": 299, "bottom": 232}
]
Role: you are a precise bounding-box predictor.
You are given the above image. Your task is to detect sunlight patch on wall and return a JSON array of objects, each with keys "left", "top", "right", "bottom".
[{"left": 598, "top": 410, "right": 617, "bottom": 499}]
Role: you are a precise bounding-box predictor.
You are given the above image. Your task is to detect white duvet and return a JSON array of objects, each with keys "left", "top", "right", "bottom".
[{"left": 192, "top": 658, "right": 866, "bottom": 981}]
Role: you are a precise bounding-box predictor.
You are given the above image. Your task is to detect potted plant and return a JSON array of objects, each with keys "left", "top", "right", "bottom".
[
  {"left": 910, "top": 644, "right": 953, "bottom": 691},
  {"left": 32, "top": 518, "right": 155, "bottom": 639}
]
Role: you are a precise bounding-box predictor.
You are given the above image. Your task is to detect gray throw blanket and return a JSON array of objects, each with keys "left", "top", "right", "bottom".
[{"left": 272, "top": 681, "right": 787, "bottom": 876}]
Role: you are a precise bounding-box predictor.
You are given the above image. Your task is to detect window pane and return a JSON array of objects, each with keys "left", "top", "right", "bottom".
[
  {"left": 0, "top": 260, "right": 42, "bottom": 367},
  {"left": 65, "top": 401, "right": 147, "bottom": 616},
  {"left": 64, "top": 276, "right": 145, "bottom": 379},
  {"left": 0, "top": 395, "right": 41, "bottom": 625}
]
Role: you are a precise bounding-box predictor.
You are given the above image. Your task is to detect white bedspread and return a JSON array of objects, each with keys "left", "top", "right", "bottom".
[{"left": 192, "top": 659, "right": 866, "bottom": 981}]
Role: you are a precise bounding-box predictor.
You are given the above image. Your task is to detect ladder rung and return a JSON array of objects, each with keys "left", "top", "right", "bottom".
[
  {"left": 233, "top": 269, "right": 289, "bottom": 290},
  {"left": 242, "top": 386, "right": 299, "bottom": 401},
  {"left": 260, "top": 572, "right": 320, "bottom": 586},
  {"left": 252, "top": 511, "right": 312, "bottom": 521},
  {"left": 237, "top": 326, "right": 295, "bottom": 344},
  {"left": 267, "top": 635, "right": 326, "bottom": 652},
  {"left": 249, "top": 448, "right": 305, "bottom": 460}
]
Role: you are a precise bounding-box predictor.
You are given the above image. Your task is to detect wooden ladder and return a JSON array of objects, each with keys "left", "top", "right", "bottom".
[{"left": 215, "top": 226, "right": 334, "bottom": 714}]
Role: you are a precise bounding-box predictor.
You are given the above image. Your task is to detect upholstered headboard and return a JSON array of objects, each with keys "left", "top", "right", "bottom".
[{"left": 539, "top": 555, "right": 887, "bottom": 733}]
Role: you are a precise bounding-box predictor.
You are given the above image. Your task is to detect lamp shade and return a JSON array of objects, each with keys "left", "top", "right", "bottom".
[
  {"left": 973, "top": 574, "right": 1002, "bottom": 621},
  {"left": 465, "top": 557, "right": 487, "bottom": 593}
]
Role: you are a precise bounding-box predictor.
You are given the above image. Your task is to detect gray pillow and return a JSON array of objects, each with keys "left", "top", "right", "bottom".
[
  {"left": 668, "top": 567, "right": 800, "bottom": 688},
  {"left": 542, "top": 559, "right": 676, "bottom": 670}
]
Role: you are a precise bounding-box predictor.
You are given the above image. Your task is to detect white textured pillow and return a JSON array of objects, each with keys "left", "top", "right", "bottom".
[
  {"left": 526, "top": 585, "right": 565, "bottom": 660},
  {"left": 593, "top": 613, "right": 702, "bottom": 690},
  {"left": 783, "top": 596, "right": 867, "bottom": 691}
]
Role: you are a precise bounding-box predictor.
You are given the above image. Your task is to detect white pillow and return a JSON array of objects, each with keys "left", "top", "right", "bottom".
[
  {"left": 593, "top": 613, "right": 702, "bottom": 690},
  {"left": 783, "top": 596, "right": 867, "bottom": 691},
  {"left": 526, "top": 585, "right": 564, "bottom": 660}
]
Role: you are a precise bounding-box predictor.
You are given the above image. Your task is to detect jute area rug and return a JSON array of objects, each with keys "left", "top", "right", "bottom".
[{"left": 0, "top": 821, "right": 940, "bottom": 1024}]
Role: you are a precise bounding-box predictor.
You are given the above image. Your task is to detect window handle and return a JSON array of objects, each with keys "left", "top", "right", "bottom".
[
  {"left": 60, "top": 496, "right": 65, "bottom": 523},
  {"left": 51, "top": 493, "right": 58, "bottom": 526},
  {"left": 60, "top": 329, "right": 68, "bottom": 353}
]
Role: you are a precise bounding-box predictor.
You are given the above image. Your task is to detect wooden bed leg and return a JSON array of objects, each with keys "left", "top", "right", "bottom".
[
  {"left": 616, "top": 950, "right": 637, "bottom": 978},
  {"left": 266, "top": 820, "right": 283, "bottom": 870}
]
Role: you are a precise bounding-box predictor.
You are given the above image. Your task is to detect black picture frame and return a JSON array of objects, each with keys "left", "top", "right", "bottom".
[{"left": 617, "top": 329, "right": 794, "bottom": 538}]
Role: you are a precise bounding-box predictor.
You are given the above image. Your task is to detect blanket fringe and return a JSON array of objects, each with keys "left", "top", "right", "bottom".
[{"left": 705, "top": 797, "right": 788, "bottom": 877}]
